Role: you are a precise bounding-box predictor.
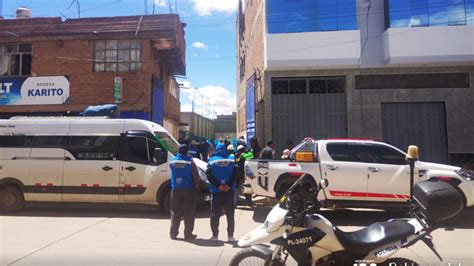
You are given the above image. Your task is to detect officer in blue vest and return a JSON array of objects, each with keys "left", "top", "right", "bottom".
[
  {"left": 206, "top": 143, "right": 238, "bottom": 242},
  {"left": 188, "top": 139, "right": 201, "bottom": 159},
  {"left": 169, "top": 144, "right": 200, "bottom": 240}
]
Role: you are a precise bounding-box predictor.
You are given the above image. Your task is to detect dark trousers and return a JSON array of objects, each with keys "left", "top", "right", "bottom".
[
  {"left": 210, "top": 191, "right": 235, "bottom": 237},
  {"left": 170, "top": 189, "right": 196, "bottom": 238}
]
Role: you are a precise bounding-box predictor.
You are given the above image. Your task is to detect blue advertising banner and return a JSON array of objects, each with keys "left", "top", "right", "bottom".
[{"left": 0, "top": 76, "right": 70, "bottom": 106}]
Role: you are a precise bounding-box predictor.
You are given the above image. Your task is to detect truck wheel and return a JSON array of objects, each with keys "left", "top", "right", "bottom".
[
  {"left": 161, "top": 189, "right": 171, "bottom": 214},
  {"left": 0, "top": 186, "right": 25, "bottom": 213}
]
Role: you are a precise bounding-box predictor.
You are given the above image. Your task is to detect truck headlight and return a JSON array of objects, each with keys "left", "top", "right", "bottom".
[{"left": 455, "top": 168, "right": 473, "bottom": 181}]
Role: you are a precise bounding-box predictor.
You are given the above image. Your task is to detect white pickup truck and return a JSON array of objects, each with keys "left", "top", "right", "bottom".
[{"left": 244, "top": 138, "right": 473, "bottom": 209}]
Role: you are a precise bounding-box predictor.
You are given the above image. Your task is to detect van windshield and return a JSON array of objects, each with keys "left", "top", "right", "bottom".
[{"left": 155, "top": 131, "right": 179, "bottom": 155}]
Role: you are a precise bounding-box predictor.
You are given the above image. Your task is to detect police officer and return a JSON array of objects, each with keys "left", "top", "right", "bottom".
[
  {"left": 169, "top": 144, "right": 200, "bottom": 240},
  {"left": 189, "top": 140, "right": 201, "bottom": 159},
  {"left": 206, "top": 143, "right": 238, "bottom": 242}
]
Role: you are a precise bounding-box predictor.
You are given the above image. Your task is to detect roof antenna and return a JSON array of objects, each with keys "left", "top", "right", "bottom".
[{"left": 66, "top": 0, "right": 81, "bottom": 18}]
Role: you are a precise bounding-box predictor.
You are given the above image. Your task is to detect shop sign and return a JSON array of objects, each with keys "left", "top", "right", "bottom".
[
  {"left": 114, "top": 77, "right": 122, "bottom": 103},
  {"left": 0, "top": 76, "right": 70, "bottom": 106}
]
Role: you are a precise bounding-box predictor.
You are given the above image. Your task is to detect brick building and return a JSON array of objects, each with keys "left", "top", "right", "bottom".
[
  {"left": 0, "top": 14, "right": 185, "bottom": 137},
  {"left": 237, "top": 0, "right": 474, "bottom": 167}
]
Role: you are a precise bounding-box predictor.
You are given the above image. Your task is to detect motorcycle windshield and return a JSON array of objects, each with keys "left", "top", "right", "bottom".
[{"left": 278, "top": 174, "right": 307, "bottom": 209}]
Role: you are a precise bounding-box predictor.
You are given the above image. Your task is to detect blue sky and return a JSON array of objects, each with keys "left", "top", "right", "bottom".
[{"left": 1, "top": 0, "right": 237, "bottom": 117}]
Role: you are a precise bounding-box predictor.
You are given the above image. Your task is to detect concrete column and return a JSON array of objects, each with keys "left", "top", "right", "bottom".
[{"left": 356, "top": 0, "right": 386, "bottom": 68}]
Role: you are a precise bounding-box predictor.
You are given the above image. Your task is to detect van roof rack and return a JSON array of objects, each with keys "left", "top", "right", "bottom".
[{"left": 9, "top": 116, "right": 111, "bottom": 120}]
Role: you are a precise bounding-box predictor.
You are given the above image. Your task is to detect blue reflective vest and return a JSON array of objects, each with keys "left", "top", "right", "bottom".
[
  {"left": 188, "top": 146, "right": 200, "bottom": 158},
  {"left": 169, "top": 154, "right": 194, "bottom": 190},
  {"left": 208, "top": 152, "right": 235, "bottom": 193}
]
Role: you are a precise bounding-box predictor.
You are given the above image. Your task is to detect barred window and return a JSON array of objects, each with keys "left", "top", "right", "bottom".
[
  {"left": 94, "top": 40, "right": 142, "bottom": 72},
  {"left": 0, "top": 43, "right": 32, "bottom": 76},
  {"left": 272, "top": 77, "right": 345, "bottom": 94}
]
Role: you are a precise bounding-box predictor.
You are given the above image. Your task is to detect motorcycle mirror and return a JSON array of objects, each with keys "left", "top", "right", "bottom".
[{"left": 320, "top": 178, "right": 329, "bottom": 189}]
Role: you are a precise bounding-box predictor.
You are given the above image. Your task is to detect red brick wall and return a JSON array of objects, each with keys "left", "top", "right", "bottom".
[
  {"left": 236, "top": 0, "right": 266, "bottom": 139},
  {"left": 0, "top": 38, "right": 174, "bottom": 116}
]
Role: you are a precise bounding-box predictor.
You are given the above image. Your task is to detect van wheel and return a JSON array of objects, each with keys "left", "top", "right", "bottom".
[
  {"left": 161, "top": 189, "right": 171, "bottom": 214},
  {"left": 0, "top": 186, "right": 25, "bottom": 213}
]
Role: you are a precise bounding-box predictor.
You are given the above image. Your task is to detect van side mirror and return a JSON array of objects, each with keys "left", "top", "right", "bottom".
[{"left": 154, "top": 148, "right": 167, "bottom": 165}]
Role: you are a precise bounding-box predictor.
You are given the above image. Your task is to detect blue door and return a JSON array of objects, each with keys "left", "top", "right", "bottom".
[{"left": 246, "top": 75, "right": 256, "bottom": 143}]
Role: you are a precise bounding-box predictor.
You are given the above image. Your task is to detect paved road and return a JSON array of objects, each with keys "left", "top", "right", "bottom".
[{"left": 1, "top": 203, "right": 473, "bottom": 265}]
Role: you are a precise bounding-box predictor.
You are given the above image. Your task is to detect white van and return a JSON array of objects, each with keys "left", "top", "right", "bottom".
[{"left": 0, "top": 117, "right": 207, "bottom": 213}]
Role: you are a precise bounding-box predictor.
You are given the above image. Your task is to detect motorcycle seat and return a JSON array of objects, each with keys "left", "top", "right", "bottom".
[{"left": 334, "top": 220, "right": 415, "bottom": 256}]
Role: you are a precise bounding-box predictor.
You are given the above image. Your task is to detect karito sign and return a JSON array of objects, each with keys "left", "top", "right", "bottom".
[{"left": 0, "top": 76, "right": 70, "bottom": 105}]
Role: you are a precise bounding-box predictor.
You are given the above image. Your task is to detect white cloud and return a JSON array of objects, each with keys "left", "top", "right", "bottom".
[
  {"left": 181, "top": 104, "right": 193, "bottom": 112},
  {"left": 192, "top": 41, "right": 208, "bottom": 50},
  {"left": 154, "top": 0, "right": 167, "bottom": 7},
  {"left": 181, "top": 83, "right": 236, "bottom": 116},
  {"left": 191, "top": 0, "right": 238, "bottom": 16}
]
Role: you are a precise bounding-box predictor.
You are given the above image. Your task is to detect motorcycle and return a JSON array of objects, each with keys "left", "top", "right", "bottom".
[{"left": 231, "top": 147, "right": 464, "bottom": 266}]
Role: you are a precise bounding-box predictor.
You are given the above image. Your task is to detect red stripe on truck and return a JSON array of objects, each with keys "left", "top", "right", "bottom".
[
  {"left": 288, "top": 172, "right": 303, "bottom": 177},
  {"left": 329, "top": 190, "right": 409, "bottom": 199}
]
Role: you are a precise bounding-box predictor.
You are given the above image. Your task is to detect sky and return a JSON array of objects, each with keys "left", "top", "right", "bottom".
[{"left": 1, "top": 0, "right": 238, "bottom": 117}]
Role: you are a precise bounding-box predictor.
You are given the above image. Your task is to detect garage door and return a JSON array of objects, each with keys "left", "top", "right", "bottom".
[
  {"left": 382, "top": 102, "right": 448, "bottom": 164},
  {"left": 272, "top": 77, "right": 348, "bottom": 154}
]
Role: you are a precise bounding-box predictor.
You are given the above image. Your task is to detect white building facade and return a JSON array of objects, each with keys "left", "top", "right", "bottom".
[{"left": 237, "top": 0, "right": 474, "bottom": 167}]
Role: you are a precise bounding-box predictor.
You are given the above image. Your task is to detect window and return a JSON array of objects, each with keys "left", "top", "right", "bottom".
[
  {"left": 365, "top": 145, "right": 407, "bottom": 165},
  {"left": 94, "top": 40, "right": 142, "bottom": 72},
  {"left": 0, "top": 135, "right": 32, "bottom": 147},
  {"left": 267, "top": 0, "right": 357, "bottom": 34},
  {"left": 387, "top": 0, "right": 474, "bottom": 28},
  {"left": 32, "top": 136, "right": 67, "bottom": 148},
  {"left": 272, "top": 77, "right": 346, "bottom": 95},
  {"left": 0, "top": 43, "right": 32, "bottom": 76},
  {"left": 125, "top": 136, "right": 166, "bottom": 164},
  {"left": 126, "top": 137, "right": 149, "bottom": 163},
  {"left": 326, "top": 143, "right": 365, "bottom": 162},
  {"left": 327, "top": 142, "right": 407, "bottom": 165},
  {"left": 155, "top": 131, "right": 179, "bottom": 155},
  {"left": 69, "top": 136, "right": 118, "bottom": 160},
  {"left": 355, "top": 73, "right": 471, "bottom": 89}
]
